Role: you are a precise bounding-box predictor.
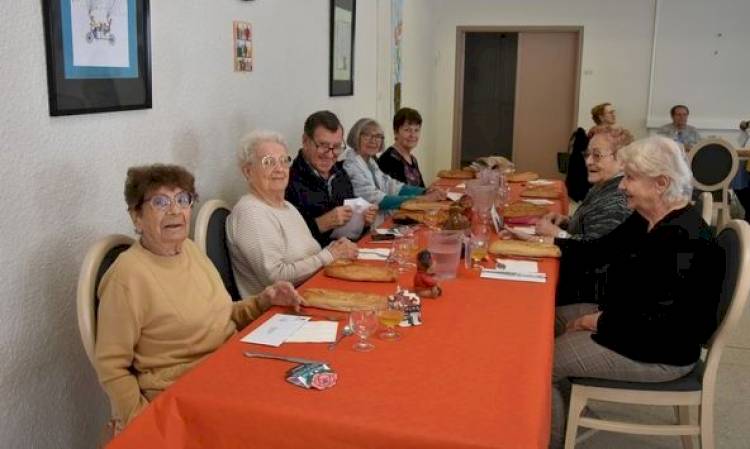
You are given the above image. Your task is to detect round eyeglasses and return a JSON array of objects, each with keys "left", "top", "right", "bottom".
[
  {"left": 143, "top": 191, "right": 194, "bottom": 211},
  {"left": 257, "top": 154, "right": 293, "bottom": 169},
  {"left": 312, "top": 140, "right": 346, "bottom": 155},
  {"left": 583, "top": 151, "right": 615, "bottom": 162}
]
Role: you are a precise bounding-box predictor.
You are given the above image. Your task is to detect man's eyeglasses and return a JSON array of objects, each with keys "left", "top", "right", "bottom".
[
  {"left": 362, "top": 132, "right": 385, "bottom": 142},
  {"left": 312, "top": 140, "right": 346, "bottom": 155},
  {"left": 143, "top": 191, "right": 194, "bottom": 211},
  {"left": 257, "top": 154, "right": 293, "bottom": 169},
  {"left": 583, "top": 151, "right": 615, "bottom": 162}
]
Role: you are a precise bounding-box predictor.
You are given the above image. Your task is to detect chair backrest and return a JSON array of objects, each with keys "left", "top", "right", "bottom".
[
  {"left": 695, "top": 191, "right": 713, "bottom": 226},
  {"left": 194, "top": 199, "right": 242, "bottom": 300},
  {"left": 76, "top": 234, "right": 134, "bottom": 365},
  {"left": 689, "top": 138, "right": 738, "bottom": 195},
  {"left": 702, "top": 220, "right": 750, "bottom": 386}
]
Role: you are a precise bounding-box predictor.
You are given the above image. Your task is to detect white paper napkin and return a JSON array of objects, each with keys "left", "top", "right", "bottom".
[
  {"left": 358, "top": 248, "right": 391, "bottom": 260},
  {"left": 527, "top": 179, "right": 555, "bottom": 186},
  {"left": 285, "top": 321, "right": 338, "bottom": 343},
  {"left": 331, "top": 197, "right": 371, "bottom": 240},
  {"left": 446, "top": 191, "right": 463, "bottom": 201},
  {"left": 522, "top": 198, "right": 554, "bottom": 205}
]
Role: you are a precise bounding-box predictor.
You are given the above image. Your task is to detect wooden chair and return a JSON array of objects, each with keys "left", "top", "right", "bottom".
[
  {"left": 563, "top": 219, "right": 750, "bottom": 449},
  {"left": 689, "top": 138, "right": 738, "bottom": 228},
  {"left": 694, "top": 191, "right": 714, "bottom": 227},
  {"left": 194, "top": 199, "right": 242, "bottom": 300}
]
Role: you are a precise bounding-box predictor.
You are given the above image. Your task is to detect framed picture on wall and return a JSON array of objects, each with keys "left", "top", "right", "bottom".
[
  {"left": 42, "top": 0, "right": 152, "bottom": 116},
  {"left": 329, "top": 0, "right": 356, "bottom": 96}
]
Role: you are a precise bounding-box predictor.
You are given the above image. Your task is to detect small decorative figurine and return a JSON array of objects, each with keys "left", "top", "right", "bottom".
[
  {"left": 413, "top": 250, "right": 443, "bottom": 298},
  {"left": 389, "top": 288, "right": 423, "bottom": 327}
]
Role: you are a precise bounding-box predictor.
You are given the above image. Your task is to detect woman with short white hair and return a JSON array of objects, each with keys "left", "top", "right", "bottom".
[
  {"left": 543, "top": 136, "right": 723, "bottom": 449},
  {"left": 227, "top": 130, "right": 358, "bottom": 296}
]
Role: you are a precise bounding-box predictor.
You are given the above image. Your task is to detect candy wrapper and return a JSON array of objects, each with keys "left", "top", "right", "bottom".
[
  {"left": 389, "top": 289, "right": 422, "bottom": 327},
  {"left": 286, "top": 363, "right": 338, "bottom": 390}
]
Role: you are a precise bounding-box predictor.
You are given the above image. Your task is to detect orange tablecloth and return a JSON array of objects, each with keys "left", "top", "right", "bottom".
[{"left": 107, "top": 180, "right": 567, "bottom": 449}]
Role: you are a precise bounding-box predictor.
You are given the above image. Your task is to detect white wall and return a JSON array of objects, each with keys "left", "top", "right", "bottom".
[
  {"left": 0, "top": 1, "right": 378, "bottom": 447},
  {"left": 403, "top": 0, "right": 659, "bottom": 177}
]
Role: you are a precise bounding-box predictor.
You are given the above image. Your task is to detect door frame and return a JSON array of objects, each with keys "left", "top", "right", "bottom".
[{"left": 452, "top": 26, "right": 584, "bottom": 168}]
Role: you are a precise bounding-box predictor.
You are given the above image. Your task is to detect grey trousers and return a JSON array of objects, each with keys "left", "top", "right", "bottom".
[{"left": 549, "top": 304, "right": 694, "bottom": 449}]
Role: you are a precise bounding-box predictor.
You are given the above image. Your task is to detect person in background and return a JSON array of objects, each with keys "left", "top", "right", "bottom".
[
  {"left": 731, "top": 119, "right": 750, "bottom": 221},
  {"left": 378, "top": 107, "right": 426, "bottom": 187},
  {"left": 286, "top": 110, "right": 377, "bottom": 246},
  {"left": 342, "top": 118, "right": 445, "bottom": 221},
  {"left": 564, "top": 127, "right": 591, "bottom": 203},
  {"left": 227, "top": 130, "right": 358, "bottom": 297},
  {"left": 95, "top": 164, "right": 302, "bottom": 430},
  {"left": 541, "top": 137, "right": 722, "bottom": 449},
  {"left": 657, "top": 104, "right": 702, "bottom": 151}
]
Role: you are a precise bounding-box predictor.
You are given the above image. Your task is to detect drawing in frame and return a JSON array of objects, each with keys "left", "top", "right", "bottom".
[
  {"left": 42, "top": 0, "right": 152, "bottom": 116},
  {"left": 329, "top": 0, "right": 355, "bottom": 96}
]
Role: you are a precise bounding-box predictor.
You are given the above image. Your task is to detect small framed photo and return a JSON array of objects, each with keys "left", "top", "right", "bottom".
[
  {"left": 329, "top": 0, "right": 355, "bottom": 96},
  {"left": 41, "top": 0, "right": 152, "bottom": 116},
  {"left": 233, "top": 21, "right": 253, "bottom": 72}
]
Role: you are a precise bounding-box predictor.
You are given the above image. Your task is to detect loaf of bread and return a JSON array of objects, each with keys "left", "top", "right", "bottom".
[
  {"left": 301, "top": 288, "right": 388, "bottom": 311},
  {"left": 393, "top": 210, "right": 448, "bottom": 225},
  {"left": 437, "top": 168, "right": 476, "bottom": 179},
  {"left": 324, "top": 260, "right": 397, "bottom": 282},
  {"left": 503, "top": 201, "right": 549, "bottom": 218},
  {"left": 400, "top": 199, "right": 452, "bottom": 212},
  {"left": 520, "top": 185, "right": 560, "bottom": 199},
  {"left": 489, "top": 239, "right": 561, "bottom": 258},
  {"left": 507, "top": 171, "right": 539, "bottom": 182}
]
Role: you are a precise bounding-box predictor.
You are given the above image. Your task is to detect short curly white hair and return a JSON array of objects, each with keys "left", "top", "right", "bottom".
[
  {"left": 617, "top": 136, "right": 693, "bottom": 203},
  {"left": 237, "top": 129, "right": 288, "bottom": 168}
]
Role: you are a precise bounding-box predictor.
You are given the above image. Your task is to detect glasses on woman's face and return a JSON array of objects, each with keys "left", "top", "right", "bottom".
[
  {"left": 144, "top": 191, "right": 194, "bottom": 211},
  {"left": 312, "top": 140, "right": 346, "bottom": 155},
  {"left": 584, "top": 151, "right": 615, "bottom": 163},
  {"left": 257, "top": 154, "right": 292, "bottom": 170},
  {"left": 362, "top": 132, "right": 385, "bottom": 143}
]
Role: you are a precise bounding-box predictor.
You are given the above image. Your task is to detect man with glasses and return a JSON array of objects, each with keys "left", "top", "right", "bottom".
[
  {"left": 656, "top": 105, "right": 702, "bottom": 151},
  {"left": 286, "top": 110, "right": 377, "bottom": 246}
]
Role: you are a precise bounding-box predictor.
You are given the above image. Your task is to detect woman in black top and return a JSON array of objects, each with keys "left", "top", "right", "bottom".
[
  {"left": 378, "top": 107, "right": 426, "bottom": 187},
  {"left": 546, "top": 136, "right": 723, "bottom": 449}
]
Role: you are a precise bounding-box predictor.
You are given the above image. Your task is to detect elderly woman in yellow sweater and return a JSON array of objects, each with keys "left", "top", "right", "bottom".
[{"left": 94, "top": 164, "right": 302, "bottom": 431}]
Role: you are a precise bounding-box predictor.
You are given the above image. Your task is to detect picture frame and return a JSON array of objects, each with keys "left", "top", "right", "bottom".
[
  {"left": 42, "top": 0, "right": 152, "bottom": 116},
  {"left": 329, "top": 0, "right": 355, "bottom": 96}
]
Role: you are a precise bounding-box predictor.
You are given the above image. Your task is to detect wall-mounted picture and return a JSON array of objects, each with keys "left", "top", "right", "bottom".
[
  {"left": 42, "top": 0, "right": 152, "bottom": 116},
  {"left": 329, "top": 0, "right": 355, "bottom": 96},
  {"left": 233, "top": 21, "right": 253, "bottom": 73}
]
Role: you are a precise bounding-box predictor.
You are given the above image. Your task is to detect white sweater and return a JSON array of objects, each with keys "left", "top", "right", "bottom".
[{"left": 226, "top": 193, "right": 333, "bottom": 296}]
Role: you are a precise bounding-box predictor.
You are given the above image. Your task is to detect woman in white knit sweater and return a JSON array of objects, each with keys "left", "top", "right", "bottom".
[{"left": 227, "top": 130, "right": 358, "bottom": 296}]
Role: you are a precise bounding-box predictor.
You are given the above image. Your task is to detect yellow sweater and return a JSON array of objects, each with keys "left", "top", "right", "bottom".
[{"left": 94, "top": 239, "right": 266, "bottom": 427}]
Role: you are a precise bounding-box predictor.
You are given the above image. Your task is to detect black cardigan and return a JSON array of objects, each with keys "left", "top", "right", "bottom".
[
  {"left": 285, "top": 151, "right": 358, "bottom": 247},
  {"left": 377, "top": 146, "right": 425, "bottom": 187},
  {"left": 555, "top": 205, "right": 723, "bottom": 366}
]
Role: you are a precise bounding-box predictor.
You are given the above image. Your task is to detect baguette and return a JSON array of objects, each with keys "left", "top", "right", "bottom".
[
  {"left": 507, "top": 171, "right": 539, "bottom": 183},
  {"left": 437, "top": 168, "right": 476, "bottom": 179},
  {"left": 301, "top": 288, "right": 387, "bottom": 312},
  {"left": 520, "top": 185, "right": 560, "bottom": 199},
  {"left": 489, "top": 239, "right": 561, "bottom": 258},
  {"left": 503, "top": 201, "right": 549, "bottom": 218},
  {"left": 400, "top": 199, "right": 452, "bottom": 212},
  {"left": 324, "top": 260, "right": 397, "bottom": 282}
]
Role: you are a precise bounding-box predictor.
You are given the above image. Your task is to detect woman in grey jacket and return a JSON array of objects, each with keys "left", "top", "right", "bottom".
[{"left": 342, "top": 118, "right": 444, "bottom": 220}]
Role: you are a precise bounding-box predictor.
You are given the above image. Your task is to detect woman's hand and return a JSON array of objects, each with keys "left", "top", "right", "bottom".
[
  {"left": 364, "top": 205, "right": 378, "bottom": 225},
  {"left": 566, "top": 312, "right": 601, "bottom": 333},
  {"left": 328, "top": 238, "right": 359, "bottom": 260},
  {"left": 535, "top": 216, "right": 562, "bottom": 238},
  {"left": 543, "top": 212, "right": 568, "bottom": 226},
  {"left": 422, "top": 188, "right": 447, "bottom": 201},
  {"left": 258, "top": 281, "right": 303, "bottom": 312}
]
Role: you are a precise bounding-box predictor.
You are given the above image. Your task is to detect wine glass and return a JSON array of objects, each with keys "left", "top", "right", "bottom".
[
  {"left": 350, "top": 309, "right": 378, "bottom": 352},
  {"left": 377, "top": 301, "right": 403, "bottom": 341}
]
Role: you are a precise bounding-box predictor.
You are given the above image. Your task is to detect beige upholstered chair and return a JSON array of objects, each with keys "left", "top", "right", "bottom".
[
  {"left": 563, "top": 219, "right": 750, "bottom": 449},
  {"left": 688, "top": 138, "right": 738, "bottom": 228},
  {"left": 194, "top": 199, "right": 241, "bottom": 300}
]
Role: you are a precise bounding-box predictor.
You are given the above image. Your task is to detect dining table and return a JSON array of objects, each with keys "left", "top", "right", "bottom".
[{"left": 106, "top": 176, "right": 569, "bottom": 449}]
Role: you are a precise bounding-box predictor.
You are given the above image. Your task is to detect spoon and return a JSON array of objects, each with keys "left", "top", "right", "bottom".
[{"left": 328, "top": 324, "right": 353, "bottom": 351}]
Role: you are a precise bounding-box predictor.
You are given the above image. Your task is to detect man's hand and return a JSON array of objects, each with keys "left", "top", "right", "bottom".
[
  {"left": 315, "top": 206, "right": 353, "bottom": 233},
  {"left": 364, "top": 205, "right": 378, "bottom": 225}
]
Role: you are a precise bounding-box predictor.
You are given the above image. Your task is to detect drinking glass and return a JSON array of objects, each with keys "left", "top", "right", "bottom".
[
  {"left": 350, "top": 309, "right": 378, "bottom": 352},
  {"left": 377, "top": 302, "right": 403, "bottom": 341}
]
